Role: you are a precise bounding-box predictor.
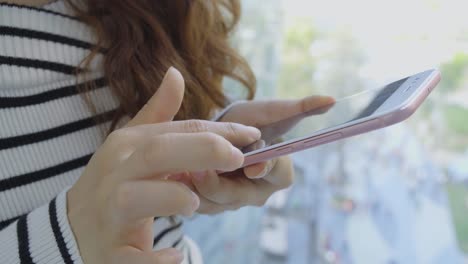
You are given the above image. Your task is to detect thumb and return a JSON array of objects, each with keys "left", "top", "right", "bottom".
[
  {"left": 126, "top": 67, "right": 185, "bottom": 127},
  {"left": 220, "top": 95, "right": 335, "bottom": 126}
]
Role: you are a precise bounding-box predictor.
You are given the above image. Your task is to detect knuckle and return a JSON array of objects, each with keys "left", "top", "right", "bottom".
[
  {"left": 253, "top": 195, "right": 269, "bottom": 207},
  {"left": 284, "top": 173, "right": 295, "bottom": 187},
  {"left": 211, "top": 134, "right": 231, "bottom": 160},
  {"left": 226, "top": 122, "right": 240, "bottom": 137},
  {"left": 299, "top": 97, "right": 309, "bottom": 113},
  {"left": 106, "top": 131, "right": 121, "bottom": 147},
  {"left": 106, "top": 129, "right": 133, "bottom": 147},
  {"left": 141, "top": 136, "right": 165, "bottom": 167},
  {"left": 280, "top": 169, "right": 295, "bottom": 188},
  {"left": 184, "top": 120, "right": 209, "bottom": 133},
  {"left": 104, "top": 129, "right": 136, "bottom": 165},
  {"left": 194, "top": 180, "right": 218, "bottom": 200},
  {"left": 205, "top": 189, "right": 223, "bottom": 203},
  {"left": 202, "top": 133, "right": 230, "bottom": 159},
  {"left": 114, "top": 184, "right": 133, "bottom": 211}
]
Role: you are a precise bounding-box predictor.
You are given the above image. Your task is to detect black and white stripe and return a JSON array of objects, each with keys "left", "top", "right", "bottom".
[
  {"left": 26, "top": 190, "right": 82, "bottom": 264},
  {"left": 0, "top": 78, "right": 107, "bottom": 108},
  {"left": 0, "top": 3, "right": 91, "bottom": 41},
  {"left": 0, "top": 3, "right": 78, "bottom": 20},
  {"left": 0, "top": 56, "right": 82, "bottom": 75},
  {"left": 0, "top": 26, "right": 95, "bottom": 50},
  {"left": 17, "top": 215, "right": 35, "bottom": 264},
  {"left": 153, "top": 220, "right": 184, "bottom": 248},
  {"left": 49, "top": 198, "right": 73, "bottom": 264},
  {"left": 0, "top": 168, "right": 84, "bottom": 221},
  {"left": 0, "top": 154, "right": 92, "bottom": 192},
  {"left": 0, "top": 1, "right": 195, "bottom": 263},
  {"left": 0, "top": 110, "right": 114, "bottom": 151},
  {"left": 0, "top": 215, "right": 21, "bottom": 231}
]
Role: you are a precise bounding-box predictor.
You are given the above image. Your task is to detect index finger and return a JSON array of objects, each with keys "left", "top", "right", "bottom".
[
  {"left": 128, "top": 120, "right": 261, "bottom": 147},
  {"left": 227, "top": 96, "right": 336, "bottom": 126},
  {"left": 116, "top": 132, "right": 245, "bottom": 181},
  {"left": 265, "top": 95, "right": 335, "bottom": 124}
]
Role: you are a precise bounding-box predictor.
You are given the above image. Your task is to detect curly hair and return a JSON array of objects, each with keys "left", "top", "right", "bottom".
[{"left": 67, "top": 0, "right": 256, "bottom": 131}]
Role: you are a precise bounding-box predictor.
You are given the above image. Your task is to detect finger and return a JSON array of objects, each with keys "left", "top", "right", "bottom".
[
  {"left": 243, "top": 159, "right": 276, "bottom": 179},
  {"left": 114, "top": 247, "right": 183, "bottom": 264},
  {"left": 103, "top": 120, "right": 260, "bottom": 172},
  {"left": 261, "top": 156, "right": 295, "bottom": 188},
  {"left": 166, "top": 173, "right": 233, "bottom": 214},
  {"left": 113, "top": 180, "right": 199, "bottom": 223},
  {"left": 167, "top": 171, "right": 197, "bottom": 192},
  {"left": 221, "top": 95, "right": 335, "bottom": 126},
  {"left": 126, "top": 67, "right": 185, "bottom": 127},
  {"left": 128, "top": 120, "right": 261, "bottom": 147},
  {"left": 117, "top": 133, "right": 245, "bottom": 181},
  {"left": 191, "top": 170, "right": 236, "bottom": 204},
  {"left": 196, "top": 195, "right": 233, "bottom": 215},
  {"left": 192, "top": 170, "right": 259, "bottom": 205}
]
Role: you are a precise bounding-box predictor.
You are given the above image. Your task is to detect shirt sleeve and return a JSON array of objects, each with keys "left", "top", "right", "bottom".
[{"left": 0, "top": 189, "right": 83, "bottom": 264}]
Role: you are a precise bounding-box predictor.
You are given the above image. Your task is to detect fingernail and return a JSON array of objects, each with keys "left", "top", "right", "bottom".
[
  {"left": 192, "top": 171, "right": 207, "bottom": 181},
  {"left": 162, "top": 67, "right": 174, "bottom": 82},
  {"left": 319, "top": 96, "right": 335, "bottom": 104},
  {"left": 167, "top": 66, "right": 177, "bottom": 74},
  {"left": 162, "top": 66, "right": 181, "bottom": 85},
  {"left": 251, "top": 166, "right": 268, "bottom": 179},
  {"left": 251, "top": 161, "right": 273, "bottom": 179}
]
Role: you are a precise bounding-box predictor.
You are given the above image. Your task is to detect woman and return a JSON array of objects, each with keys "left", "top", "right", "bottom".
[{"left": 0, "top": 0, "right": 332, "bottom": 263}]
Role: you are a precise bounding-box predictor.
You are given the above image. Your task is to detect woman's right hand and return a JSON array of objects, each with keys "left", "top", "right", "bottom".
[{"left": 66, "top": 68, "right": 261, "bottom": 264}]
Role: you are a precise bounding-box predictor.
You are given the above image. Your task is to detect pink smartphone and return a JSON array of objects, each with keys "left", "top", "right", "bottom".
[{"left": 242, "top": 69, "right": 441, "bottom": 167}]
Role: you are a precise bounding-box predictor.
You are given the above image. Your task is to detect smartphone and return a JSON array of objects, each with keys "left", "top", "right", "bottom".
[{"left": 242, "top": 69, "right": 441, "bottom": 167}]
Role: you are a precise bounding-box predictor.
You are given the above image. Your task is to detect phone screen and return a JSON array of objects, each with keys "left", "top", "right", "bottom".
[{"left": 243, "top": 77, "right": 410, "bottom": 153}]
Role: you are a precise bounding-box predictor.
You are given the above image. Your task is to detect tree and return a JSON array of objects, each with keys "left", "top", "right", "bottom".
[
  {"left": 277, "top": 18, "right": 318, "bottom": 99},
  {"left": 439, "top": 53, "right": 468, "bottom": 93}
]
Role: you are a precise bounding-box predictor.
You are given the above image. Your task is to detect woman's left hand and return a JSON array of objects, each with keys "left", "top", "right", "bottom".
[{"left": 169, "top": 96, "right": 334, "bottom": 214}]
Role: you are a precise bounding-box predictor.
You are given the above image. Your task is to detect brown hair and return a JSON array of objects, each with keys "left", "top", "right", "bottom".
[{"left": 68, "top": 0, "right": 256, "bottom": 131}]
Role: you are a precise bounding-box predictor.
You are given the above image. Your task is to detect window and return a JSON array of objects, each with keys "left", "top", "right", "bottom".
[{"left": 185, "top": 1, "right": 468, "bottom": 263}]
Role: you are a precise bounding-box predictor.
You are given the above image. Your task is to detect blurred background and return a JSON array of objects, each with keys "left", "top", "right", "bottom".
[{"left": 184, "top": 0, "right": 468, "bottom": 263}]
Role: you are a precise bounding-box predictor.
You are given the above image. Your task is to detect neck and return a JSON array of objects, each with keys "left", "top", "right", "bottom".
[{"left": 0, "top": 0, "right": 54, "bottom": 7}]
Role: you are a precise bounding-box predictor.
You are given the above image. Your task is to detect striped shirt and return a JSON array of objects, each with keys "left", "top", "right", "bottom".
[{"left": 0, "top": 1, "right": 202, "bottom": 263}]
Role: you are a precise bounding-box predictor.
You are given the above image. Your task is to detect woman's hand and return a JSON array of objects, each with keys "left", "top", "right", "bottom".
[
  {"left": 66, "top": 68, "right": 260, "bottom": 264},
  {"left": 220, "top": 96, "right": 334, "bottom": 178},
  {"left": 171, "top": 96, "right": 334, "bottom": 214}
]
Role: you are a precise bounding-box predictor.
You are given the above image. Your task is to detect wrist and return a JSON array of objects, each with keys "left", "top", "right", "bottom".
[{"left": 67, "top": 187, "right": 104, "bottom": 264}]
